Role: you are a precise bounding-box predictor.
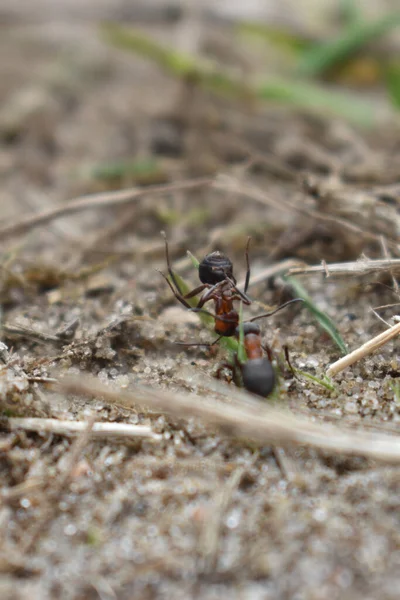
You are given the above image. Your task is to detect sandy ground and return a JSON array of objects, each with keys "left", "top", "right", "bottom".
[{"left": 0, "top": 5, "right": 400, "bottom": 600}]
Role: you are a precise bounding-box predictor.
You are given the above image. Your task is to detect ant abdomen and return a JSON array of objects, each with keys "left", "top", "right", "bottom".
[
  {"left": 235, "top": 322, "right": 260, "bottom": 337},
  {"left": 199, "top": 251, "right": 236, "bottom": 285},
  {"left": 241, "top": 358, "right": 275, "bottom": 398}
]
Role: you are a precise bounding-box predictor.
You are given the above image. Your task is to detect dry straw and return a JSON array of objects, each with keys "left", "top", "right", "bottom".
[
  {"left": 56, "top": 375, "right": 400, "bottom": 464},
  {"left": 327, "top": 321, "right": 400, "bottom": 377}
]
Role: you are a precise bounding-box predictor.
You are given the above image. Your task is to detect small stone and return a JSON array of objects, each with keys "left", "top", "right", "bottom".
[{"left": 344, "top": 400, "right": 358, "bottom": 414}]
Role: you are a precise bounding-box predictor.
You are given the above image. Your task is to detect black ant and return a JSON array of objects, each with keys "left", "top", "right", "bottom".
[{"left": 159, "top": 232, "right": 251, "bottom": 338}]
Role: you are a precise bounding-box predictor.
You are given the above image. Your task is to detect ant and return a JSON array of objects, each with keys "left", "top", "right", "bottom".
[
  {"left": 158, "top": 233, "right": 302, "bottom": 397},
  {"left": 159, "top": 232, "right": 251, "bottom": 338},
  {"left": 217, "top": 321, "right": 276, "bottom": 398},
  {"left": 210, "top": 307, "right": 298, "bottom": 397},
  {"left": 159, "top": 232, "right": 302, "bottom": 343}
]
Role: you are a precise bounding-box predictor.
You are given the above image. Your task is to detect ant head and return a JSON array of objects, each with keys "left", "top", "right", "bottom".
[
  {"left": 241, "top": 358, "right": 275, "bottom": 398},
  {"left": 199, "top": 251, "right": 236, "bottom": 285},
  {"left": 235, "top": 322, "right": 260, "bottom": 338}
]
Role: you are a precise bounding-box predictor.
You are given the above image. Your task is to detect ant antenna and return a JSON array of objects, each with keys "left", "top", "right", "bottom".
[
  {"left": 244, "top": 236, "right": 251, "bottom": 294},
  {"left": 175, "top": 336, "right": 222, "bottom": 347},
  {"left": 250, "top": 298, "right": 304, "bottom": 322}
]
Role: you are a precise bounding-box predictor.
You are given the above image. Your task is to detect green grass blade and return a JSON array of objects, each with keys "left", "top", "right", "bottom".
[
  {"left": 102, "top": 23, "right": 380, "bottom": 128},
  {"left": 256, "top": 76, "right": 375, "bottom": 127},
  {"left": 285, "top": 276, "right": 347, "bottom": 355},
  {"left": 236, "top": 22, "right": 313, "bottom": 55},
  {"left": 385, "top": 62, "right": 400, "bottom": 109},
  {"left": 339, "top": 0, "right": 362, "bottom": 27},
  {"left": 101, "top": 23, "right": 241, "bottom": 97},
  {"left": 295, "top": 369, "right": 337, "bottom": 392},
  {"left": 186, "top": 251, "right": 200, "bottom": 270},
  {"left": 298, "top": 11, "right": 400, "bottom": 77},
  {"left": 90, "top": 158, "right": 166, "bottom": 184}
]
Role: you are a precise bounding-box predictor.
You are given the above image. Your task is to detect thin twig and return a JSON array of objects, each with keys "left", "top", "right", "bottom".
[
  {"left": 56, "top": 375, "right": 400, "bottom": 463},
  {"left": 21, "top": 415, "right": 97, "bottom": 554},
  {"left": 26, "top": 377, "right": 58, "bottom": 384},
  {"left": 380, "top": 235, "right": 399, "bottom": 295},
  {"left": 2, "top": 323, "right": 64, "bottom": 345},
  {"left": 1, "top": 478, "right": 46, "bottom": 501},
  {"left": 198, "top": 465, "right": 245, "bottom": 574},
  {"left": 288, "top": 257, "right": 400, "bottom": 277},
  {"left": 0, "top": 177, "right": 212, "bottom": 240},
  {"left": 237, "top": 259, "right": 304, "bottom": 289},
  {"left": 6, "top": 418, "right": 161, "bottom": 440},
  {"left": 212, "top": 178, "right": 399, "bottom": 251},
  {"left": 272, "top": 446, "right": 298, "bottom": 482},
  {"left": 327, "top": 321, "right": 400, "bottom": 378}
]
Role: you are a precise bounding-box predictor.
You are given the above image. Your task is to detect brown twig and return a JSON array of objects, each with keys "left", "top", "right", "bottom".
[
  {"left": 56, "top": 375, "right": 400, "bottom": 463},
  {"left": 0, "top": 177, "right": 212, "bottom": 241}
]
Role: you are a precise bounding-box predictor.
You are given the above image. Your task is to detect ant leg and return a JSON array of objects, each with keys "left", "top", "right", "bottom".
[
  {"left": 161, "top": 231, "right": 215, "bottom": 305},
  {"left": 283, "top": 345, "right": 298, "bottom": 379},
  {"left": 261, "top": 343, "right": 274, "bottom": 363},
  {"left": 161, "top": 231, "right": 188, "bottom": 299},
  {"left": 175, "top": 336, "right": 222, "bottom": 347},
  {"left": 195, "top": 280, "right": 226, "bottom": 308},
  {"left": 250, "top": 298, "right": 304, "bottom": 322},
  {"left": 225, "top": 277, "right": 252, "bottom": 305},
  {"left": 244, "top": 236, "right": 251, "bottom": 294},
  {"left": 157, "top": 269, "right": 193, "bottom": 309},
  {"left": 184, "top": 284, "right": 209, "bottom": 300}
]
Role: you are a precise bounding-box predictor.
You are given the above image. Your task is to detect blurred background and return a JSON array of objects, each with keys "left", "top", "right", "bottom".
[
  {"left": 1, "top": 0, "right": 399, "bottom": 260},
  {"left": 1, "top": 4, "right": 400, "bottom": 599}
]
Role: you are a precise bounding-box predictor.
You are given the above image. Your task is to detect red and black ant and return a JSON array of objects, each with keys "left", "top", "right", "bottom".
[
  {"left": 159, "top": 232, "right": 251, "bottom": 338},
  {"left": 217, "top": 321, "right": 276, "bottom": 398},
  {"left": 159, "top": 232, "right": 302, "bottom": 341},
  {"left": 158, "top": 233, "right": 301, "bottom": 397}
]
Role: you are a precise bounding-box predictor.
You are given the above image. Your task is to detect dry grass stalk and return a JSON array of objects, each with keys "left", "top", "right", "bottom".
[
  {"left": 2, "top": 323, "right": 63, "bottom": 344},
  {"left": 212, "top": 177, "right": 399, "bottom": 251},
  {"left": 199, "top": 465, "right": 246, "bottom": 574},
  {"left": 1, "top": 478, "right": 46, "bottom": 501},
  {"left": 272, "top": 447, "right": 298, "bottom": 482},
  {"left": 288, "top": 257, "right": 400, "bottom": 277},
  {"left": 380, "top": 235, "right": 399, "bottom": 295},
  {"left": 327, "top": 321, "right": 400, "bottom": 377},
  {"left": 21, "top": 414, "right": 96, "bottom": 553},
  {"left": 56, "top": 375, "right": 400, "bottom": 463},
  {"left": 0, "top": 177, "right": 212, "bottom": 240},
  {"left": 237, "top": 259, "right": 304, "bottom": 289},
  {"left": 6, "top": 418, "right": 160, "bottom": 440}
]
